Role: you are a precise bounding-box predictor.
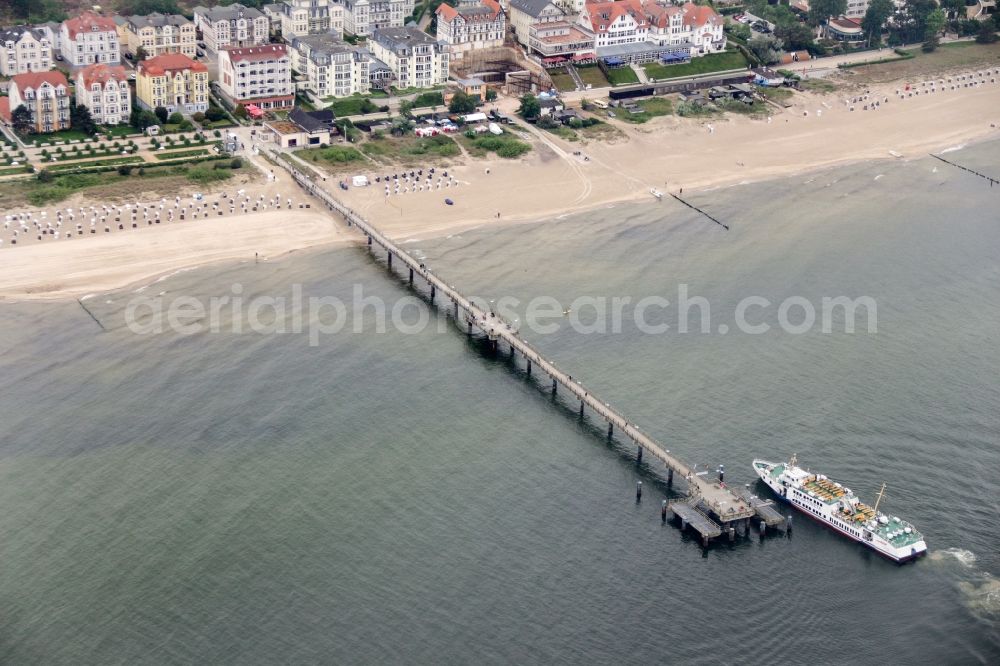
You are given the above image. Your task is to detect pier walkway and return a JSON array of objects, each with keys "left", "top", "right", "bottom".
[{"left": 267, "top": 149, "right": 755, "bottom": 527}]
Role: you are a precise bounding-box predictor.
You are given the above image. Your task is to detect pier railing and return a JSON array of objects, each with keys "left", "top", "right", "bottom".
[{"left": 267, "top": 148, "right": 755, "bottom": 524}]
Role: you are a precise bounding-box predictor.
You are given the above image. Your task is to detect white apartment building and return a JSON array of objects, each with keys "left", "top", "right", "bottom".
[
  {"left": 645, "top": 3, "right": 724, "bottom": 54},
  {"left": 341, "top": 0, "right": 412, "bottom": 37},
  {"left": 577, "top": 1, "right": 724, "bottom": 55},
  {"left": 290, "top": 33, "right": 370, "bottom": 97},
  {"left": 218, "top": 43, "right": 295, "bottom": 110},
  {"left": 75, "top": 63, "right": 131, "bottom": 126},
  {"left": 435, "top": 0, "right": 506, "bottom": 59},
  {"left": 118, "top": 13, "right": 196, "bottom": 59},
  {"left": 61, "top": 11, "right": 120, "bottom": 67},
  {"left": 368, "top": 26, "right": 449, "bottom": 90},
  {"left": 193, "top": 4, "right": 270, "bottom": 52},
  {"left": 264, "top": 0, "right": 344, "bottom": 38},
  {"left": 0, "top": 26, "right": 53, "bottom": 76},
  {"left": 578, "top": 0, "right": 647, "bottom": 49}
]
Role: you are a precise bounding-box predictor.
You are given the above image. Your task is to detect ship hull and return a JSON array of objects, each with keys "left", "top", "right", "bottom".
[{"left": 753, "top": 459, "right": 927, "bottom": 564}]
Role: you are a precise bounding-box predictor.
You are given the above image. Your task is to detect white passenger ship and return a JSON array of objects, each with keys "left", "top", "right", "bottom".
[{"left": 753, "top": 456, "right": 927, "bottom": 563}]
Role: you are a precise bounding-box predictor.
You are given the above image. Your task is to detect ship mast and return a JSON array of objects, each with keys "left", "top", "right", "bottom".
[{"left": 873, "top": 482, "right": 887, "bottom": 514}]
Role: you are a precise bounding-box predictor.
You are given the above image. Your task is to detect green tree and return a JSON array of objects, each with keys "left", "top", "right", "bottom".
[
  {"left": 894, "top": 0, "right": 939, "bottom": 43},
  {"left": 11, "top": 104, "right": 33, "bottom": 136},
  {"left": 726, "top": 22, "right": 752, "bottom": 42},
  {"left": 168, "top": 111, "right": 184, "bottom": 124},
  {"left": 398, "top": 99, "right": 415, "bottom": 118},
  {"left": 154, "top": 106, "right": 169, "bottom": 124},
  {"left": 925, "top": 7, "right": 946, "bottom": 37},
  {"left": 807, "top": 0, "right": 847, "bottom": 26},
  {"left": 130, "top": 107, "right": 159, "bottom": 130},
  {"left": 448, "top": 91, "right": 477, "bottom": 114},
  {"left": 205, "top": 106, "right": 226, "bottom": 122},
  {"left": 135, "top": 46, "right": 148, "bottom": 62},
  {"left": 922, "top": 7, "right": 946, "bottom": 50},
  {"left": 775, "top": 22, "right": 816, "bottom": 51},
  {"left": 13, "top": 0, "right": 66, "bottom": 22},
  {"left": 517, "top": 94, "right": 541, "bottom": 120},
  {"left": 939, "top": 0, "right": 966, "bottom": 18},
  {"left": 70, "top": 102, "right": 97, "bottom": 135},
  {"left": 485, "top": 89, "right": 497, "bottom": 102},
  {"left": 748, "top": 35, "right": 784, "bottom": 65},
  {"left": 975, "top": 17, "right": 998, "bottom": 44},
  {"left": 862, "top": 0, "right": 895, "bottom": 46}
]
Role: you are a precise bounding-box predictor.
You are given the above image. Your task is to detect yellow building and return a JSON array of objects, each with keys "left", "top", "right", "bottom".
[
  {"left": 118, "top": 12, "right": 196, "bottom": 59},
  {"left": 136, "top": 53, "right": 209, "bottom": 115}
]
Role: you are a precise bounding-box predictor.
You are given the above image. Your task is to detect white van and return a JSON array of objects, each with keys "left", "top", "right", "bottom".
[{"left": 591, "top": 99, "right": 609, "bottom": 109}]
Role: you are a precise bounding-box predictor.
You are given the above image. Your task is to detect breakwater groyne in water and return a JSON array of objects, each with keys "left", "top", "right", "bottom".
[
  {"left": 268, "top": 149, "right": 788, "bottom": 546},
  {"left": 930, "top": 154, "right": 999, "bottom": 187}
]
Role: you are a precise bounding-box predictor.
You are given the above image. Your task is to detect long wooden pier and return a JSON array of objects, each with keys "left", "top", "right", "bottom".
[{"left": 268, "top": 149, "right": 757, "bottom": 532}]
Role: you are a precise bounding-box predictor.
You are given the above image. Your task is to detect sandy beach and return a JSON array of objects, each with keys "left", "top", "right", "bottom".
[
  {"left": 1, "top": 67, "right": 997, "bottom": 301},
  {"left": 0, "top": 209, "right": 352, "bottom": 300},
  {"left": 354, "top": 72, "right": 1000, "bottom": 241}
]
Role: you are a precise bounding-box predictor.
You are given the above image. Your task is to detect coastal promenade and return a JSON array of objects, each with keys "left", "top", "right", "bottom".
[{"left": 265, "top": 147, "right": 757, "bottom": 533}]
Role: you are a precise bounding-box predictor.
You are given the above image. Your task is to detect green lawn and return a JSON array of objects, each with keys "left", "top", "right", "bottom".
[
  {"left": 154, "top": 149, "right": 211, "bottom": 160},
  {"left": 100, "top": 125, "right": 138, "bottom": 138},
  {"left": 616, "top": 96, "right": 674, "bottom": 123},
  {"left": 644, "top": 51, "right": 749, "bottom": 80},
  {"left": 605, "top": 67, "right": 640, "bottom": 86},
  {"left": 22, "top": 129, "right": 93, "bottom": 145},
  {"left": 574, "top": 65, "right": 610, "bottom": 88},
  {"left": 454, "top": 131, "right": 530, "bottom": 159},
  {"left": 45, "top": 156, "right": 145, "bottom": 171},
  {"left": 0, "top": 165, "right": 33, "bottom": 176},
  {"left": 328, "top": 97, "right": 383, "bottom": 117},
  {"left": 411, "top": 91, "right": 445, "bottom": 109},
  {"left": 361, "top": 133, "right": 459, "bottom": 165},
  {"left": 299, "top": 145, "right": 365, "bottom": 165},
  {"left": 548, "top": 68, "right": 578, "bottom": 93}
]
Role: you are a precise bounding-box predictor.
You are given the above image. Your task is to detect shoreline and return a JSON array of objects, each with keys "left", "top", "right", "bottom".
[{"left": 1, "top": 70, "right": 998, "bottom": 302}]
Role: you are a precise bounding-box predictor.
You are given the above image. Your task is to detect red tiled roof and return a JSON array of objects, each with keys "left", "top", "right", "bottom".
[
  {"left": 64, "top": 11, "right": 116, "bottom": 39},
  {"left": 223, "top": 43, "right": 288, "bottom": 63},
  {"left": 682, "top": 2, "right": 722, "bottom": 28},
  {"left": 0, "top": 97, "right": 10, "bottom": 123},
  {"left": 584, "top": 0, "right": 647, "bottom": 35},
  {"left": 78, "top": 63, "right": 128, "bottom": 88},
  {"left": 644, "top": 4, "right": 681, "bottom": 29},
  {"left": 11, "top": 70, "right": 69, "bottom": 91},
  {"left": 437, "top": 4, "right": 458, "bottom": 20},
  {"left": 138, "top": 52, "right": 208, "bottom": 77},
  {"left": 437, "top": 0, "right": 502, "bottom": 21}
]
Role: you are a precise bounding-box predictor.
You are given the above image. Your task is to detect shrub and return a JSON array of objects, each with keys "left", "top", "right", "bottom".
[
  {"left": 117, "top": 165, "right": 134, "bottom": 175},
  {"left": 37, "top": 169, "right": 54, "bottom": 182},
  {"left": 230, "top": 157, "right": 243, "bottom": 169},
  {"left": 496, "top": 142, "right": 530, "bottom": 158},
  {"left": 187, "top": 165, "right": 232, "bottom": 183},
  {"left": 168, "top": 112, "right": 184, "bottom": 125},
  {"left": 192, "top": 112, "right": 206, "bottom": 123}
]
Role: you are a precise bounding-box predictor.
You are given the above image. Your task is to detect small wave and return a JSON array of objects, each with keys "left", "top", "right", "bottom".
[
  {"left": 80, "top": 294, "right": 95, "bottom": 301},
  {"left": 930, "top": 548, "right": 977, "bottom": 567},
  {"left": 874, "top": 174, "right": 884, "bottom": 181},
  {"left": 940, "top": 143, "right": 966, "bottom": 154}
]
